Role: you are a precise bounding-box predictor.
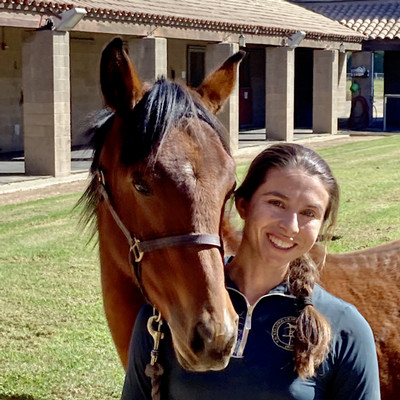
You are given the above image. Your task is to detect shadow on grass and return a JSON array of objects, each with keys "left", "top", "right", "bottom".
[{"left": 0, "top": 395, "right": 39, "bottom": 400}]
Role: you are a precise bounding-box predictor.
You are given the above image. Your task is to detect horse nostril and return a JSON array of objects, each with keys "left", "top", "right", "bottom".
[
  {"left": 191, "top": 327, "right": 205, "bottom": 354},
  {"left": 191, "top": 321, "right": 214, "bottom": 354}
]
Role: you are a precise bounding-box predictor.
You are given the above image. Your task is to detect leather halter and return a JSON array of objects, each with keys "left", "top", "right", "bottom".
[{"left": 96, "top": 170, "right": 222, "bottom": 266}]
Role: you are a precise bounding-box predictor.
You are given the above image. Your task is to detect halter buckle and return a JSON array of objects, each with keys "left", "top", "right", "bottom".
[{"left": 130, "top": 237, "right": 144, "bottom": 263}]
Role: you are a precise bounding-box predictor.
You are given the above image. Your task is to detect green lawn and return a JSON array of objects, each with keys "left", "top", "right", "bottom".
[
  {"left": 0, "top": 196, "right": 124, "bottom": 399},
  {"left": 1, "top": 135, "right": 399, "bottom": 399},
  {"left": 316, "top": 136, "right": 400, "bottom": 251}
]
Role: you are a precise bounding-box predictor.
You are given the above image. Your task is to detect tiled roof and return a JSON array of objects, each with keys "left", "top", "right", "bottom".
[
  {"left": 0, "top": 0, "right": 364, "bottom": 42},
  {"left": 296, "top": 0, "right": 400, "bottom": 39}
]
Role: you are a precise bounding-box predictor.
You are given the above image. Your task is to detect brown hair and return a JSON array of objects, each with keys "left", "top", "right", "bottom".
[{"left": 235, "top": 143, "right": 339, "bottom": 378}]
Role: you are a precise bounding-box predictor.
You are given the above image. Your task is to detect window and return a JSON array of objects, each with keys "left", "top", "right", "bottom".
[{"left": 187, "top": 46, "right": 205, "bottom": 88}]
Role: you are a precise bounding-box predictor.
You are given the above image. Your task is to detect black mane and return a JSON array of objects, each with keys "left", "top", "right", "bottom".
[{"left": 78, "top": 78, "right": 228, "bottom": 235}]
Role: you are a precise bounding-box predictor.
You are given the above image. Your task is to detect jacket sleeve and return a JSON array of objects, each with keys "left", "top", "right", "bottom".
[
  {"left": 329, "top": 305, "right": 381, "bottom": 400},
  {"left": 121, "top": 304, "right": 155, "bottom": 400}
]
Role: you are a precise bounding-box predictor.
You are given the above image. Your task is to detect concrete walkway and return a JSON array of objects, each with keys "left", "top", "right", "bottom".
[{"left": 0, "top": 130, "right": 393, "bottom": 198}]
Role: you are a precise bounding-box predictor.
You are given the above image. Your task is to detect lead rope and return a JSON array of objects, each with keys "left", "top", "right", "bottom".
[{"left": 145, "top": 309, "right": 165, "bottom": 400}]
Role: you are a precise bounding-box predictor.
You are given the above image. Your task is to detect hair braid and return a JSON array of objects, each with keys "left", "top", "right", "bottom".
[{"left": 288, "top": 254, "right": 332, "bottom": 379}]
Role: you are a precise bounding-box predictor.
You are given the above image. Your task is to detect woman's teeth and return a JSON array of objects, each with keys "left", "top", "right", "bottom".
[{"left": 268, "top": 234, "right": 295, "bottom": 249}]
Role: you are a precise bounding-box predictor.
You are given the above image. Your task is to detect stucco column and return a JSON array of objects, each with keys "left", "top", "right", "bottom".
[
  {"left": 313, "top": 49, "right": 338, "bottom": 134},
  {"left": 205, "top": 42, "right": 239, "bottom": 152},
  {"left": 22, "top": 30, "right": 71, "bottom": 177},
  {"left": 265, "top": 47, "right": 295, "bottom": 141},
  {"left": 128, "top": 37, "right": 167, "bottom": 83},
  {"left": 337, "top": 52, "right": 348, "bottom": 118},
  {"left": 351, "top": 51, "right": 373, "bottom": 123}
]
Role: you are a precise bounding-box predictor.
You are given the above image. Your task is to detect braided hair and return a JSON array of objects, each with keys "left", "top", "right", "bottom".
[{"left": 234, "top": 143, "right": 339, "bottom": 378}]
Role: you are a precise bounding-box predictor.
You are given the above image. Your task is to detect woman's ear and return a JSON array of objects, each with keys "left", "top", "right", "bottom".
[{"left": 235, "top": 197, "right": 249, "bottom": 219}]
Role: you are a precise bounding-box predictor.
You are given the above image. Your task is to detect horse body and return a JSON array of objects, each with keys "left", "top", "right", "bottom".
[
  {"left": 311, "top": 241, "right": 400, "bottom": 399},
  {"left": 83, "top": 38, "right": 245, "bottom": 371}
]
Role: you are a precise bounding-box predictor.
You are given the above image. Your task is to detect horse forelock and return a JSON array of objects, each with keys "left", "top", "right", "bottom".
[
  {"left": 120, "top": 78, "right": 228, "bottom": 167},
  {"left": 78, "top": 78, "right": 229, "bottom": 237}
]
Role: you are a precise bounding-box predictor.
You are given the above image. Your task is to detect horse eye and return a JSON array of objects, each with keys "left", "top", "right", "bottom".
[{"left": 133, "top": 179, "right": 151, "bottom": 195}]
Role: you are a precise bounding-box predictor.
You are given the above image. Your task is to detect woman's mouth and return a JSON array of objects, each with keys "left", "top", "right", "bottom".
[{"left": 267, "top": 234, "right": 296, "bottom": 250}]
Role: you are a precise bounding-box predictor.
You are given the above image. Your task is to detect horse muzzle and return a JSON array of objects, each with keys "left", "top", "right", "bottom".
[{"left": 170, "top": 308, "right": 239, "bottom": 372}]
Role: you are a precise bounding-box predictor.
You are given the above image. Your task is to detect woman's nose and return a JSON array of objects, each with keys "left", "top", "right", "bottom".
[{"left": 279, "top": 211, "right": 300, "bottom": 236}]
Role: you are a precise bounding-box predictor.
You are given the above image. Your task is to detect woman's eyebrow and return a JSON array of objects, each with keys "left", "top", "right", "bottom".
[{"left": 261, "top": 191, "right": 289, "bottom": 199}]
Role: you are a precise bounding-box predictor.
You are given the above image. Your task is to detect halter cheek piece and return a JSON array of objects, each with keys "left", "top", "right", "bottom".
[
  {"left": 96, "top": 170, "right": 223, "bottom": 295},
  {"left": 96, "top": 170, "right": 227, "bottom": 399}
]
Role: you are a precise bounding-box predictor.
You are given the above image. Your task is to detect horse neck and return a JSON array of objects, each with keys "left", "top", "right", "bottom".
[
  {"left": 320, "top": 240, "right": 400, "bottom": 287},
  {"left": 221, "top": 214, "right": 242, "bottom": 256},
  {"left": 327, "top": 240, "right": 400, "bottom": 267}
]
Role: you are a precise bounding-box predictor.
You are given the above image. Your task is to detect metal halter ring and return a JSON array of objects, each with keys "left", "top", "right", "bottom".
[{"left": 130, "top": 237, "right": 144, "bottom": 263}]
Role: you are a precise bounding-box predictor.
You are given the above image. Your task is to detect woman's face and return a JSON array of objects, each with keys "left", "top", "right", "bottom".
[{"left": 237, "top": 167, "right": 329, "bottom": 269}]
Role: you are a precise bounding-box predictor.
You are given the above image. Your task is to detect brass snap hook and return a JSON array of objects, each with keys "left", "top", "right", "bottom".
[{"left": 147, "top": 310, "right": 164, "bottom": 366}]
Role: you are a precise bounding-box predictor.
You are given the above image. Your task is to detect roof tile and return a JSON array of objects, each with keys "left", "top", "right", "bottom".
[
  {"left": 297, "top": 0, "right": 400, "bottom": 40},
  {"left": 0, "top": 0, "right": 364, "bottom": 41}
]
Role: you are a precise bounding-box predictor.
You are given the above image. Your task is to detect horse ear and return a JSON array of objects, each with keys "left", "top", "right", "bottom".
[
  {"left": 100, "top": 37, "right": 142, "bottom": 112},
  {"left": 196, "top": 50, "right": 246, "bottom": 114}
]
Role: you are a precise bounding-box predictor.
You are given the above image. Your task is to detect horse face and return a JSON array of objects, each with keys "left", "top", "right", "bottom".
[
  {"left": 114, "top": 122, "right": 237, "bottom": 371},
  {"left": 95, "top": 38, "right": 244, "bottom": 371}
]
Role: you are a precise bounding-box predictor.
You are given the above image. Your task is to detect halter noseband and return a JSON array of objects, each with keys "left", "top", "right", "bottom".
[{"left": 96, "top": 169, "right": 222, "bottom": 265}]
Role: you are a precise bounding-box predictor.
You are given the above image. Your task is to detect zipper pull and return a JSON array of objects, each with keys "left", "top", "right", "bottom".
[{"left": 245, "top": 306, "right": 253, "bottom": 329}]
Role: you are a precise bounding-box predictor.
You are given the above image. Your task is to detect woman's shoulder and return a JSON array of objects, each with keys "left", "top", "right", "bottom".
[{"left": 313, "top": 284, "right": 373, "bottom": 338}]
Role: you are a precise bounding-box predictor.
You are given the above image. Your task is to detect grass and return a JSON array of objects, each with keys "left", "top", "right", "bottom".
[
  {"left": 374, "top": 78, "right": 384, "bottom": 99},
  {"left": 346, "top": 77, "right": 384, "bottom": 101},
  {"left": 317, "top": 136, "right": 400, "bottom": 252},
  {"left": 0, "top": 135, "right": 399, "bottom": 399},
  {"left": 0, "top": 196, "right": 124, "bottom": 399}
]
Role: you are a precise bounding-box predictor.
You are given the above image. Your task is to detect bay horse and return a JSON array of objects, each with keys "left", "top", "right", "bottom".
[
  {"left": 310, "top": 241, "right": 400, "bottom": 400},
  {"left": 80, "top": 37, "right": 245, "bottom": 372}
]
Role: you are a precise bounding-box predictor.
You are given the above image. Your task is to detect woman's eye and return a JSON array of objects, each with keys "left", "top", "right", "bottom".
[
  {"left": 269, "top": 199, "right": 284, "bottom": 208},
  {"left": 133, "top": 180, "right": 151, "bottom": 195},
  {"left": 302, "top": 210, "right": 317, "bottom": 218}
]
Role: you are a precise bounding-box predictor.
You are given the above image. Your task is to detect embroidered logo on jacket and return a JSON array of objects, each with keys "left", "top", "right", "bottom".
[{"left": 271, "top": 316, "right": 297, "bottom": 351}]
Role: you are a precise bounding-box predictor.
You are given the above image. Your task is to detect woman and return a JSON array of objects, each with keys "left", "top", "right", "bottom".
[{"left": 122, "top": 143, "right": 380, "bottom": 399}]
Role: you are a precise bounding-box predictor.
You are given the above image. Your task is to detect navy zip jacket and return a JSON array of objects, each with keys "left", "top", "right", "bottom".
[{"left": 121, "top": 278, "right": 381, "bottom": 399}]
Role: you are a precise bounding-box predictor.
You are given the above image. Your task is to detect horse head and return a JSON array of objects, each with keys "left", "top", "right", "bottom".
[{"left": 87, "top": 38, "right": 244, "bottom": 372}]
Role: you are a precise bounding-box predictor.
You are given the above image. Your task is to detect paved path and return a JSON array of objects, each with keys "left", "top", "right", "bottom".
[{"left": 0, "top": 132, "right": 389, "bottom": 206}]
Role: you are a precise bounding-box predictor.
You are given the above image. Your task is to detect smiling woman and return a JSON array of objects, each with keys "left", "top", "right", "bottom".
[
  {"left": 234, "top": 168, "right": 329, "bottom": 291},
  {"left": 122, "top": 143, "right": 381, "bottom": 399}
]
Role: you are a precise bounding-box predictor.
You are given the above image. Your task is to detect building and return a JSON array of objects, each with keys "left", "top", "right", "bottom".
[
  {"left": 292, "top": 0, "right": 400, "bottom": 130},
  {"left": 0, "top": 0, "right": 363, "bottom": 176}
]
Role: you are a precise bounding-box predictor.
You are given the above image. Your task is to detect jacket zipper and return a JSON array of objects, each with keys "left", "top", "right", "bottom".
[{"left": 228, "top": 287, "right": 295, "bottom": 358}]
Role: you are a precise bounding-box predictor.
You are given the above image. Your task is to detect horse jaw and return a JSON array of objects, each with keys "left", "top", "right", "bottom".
[
  {"left": 141, "top": 238, "right": 239, "bottom": 372},
  {"left": 170, "top": 304, "right": 238, "bottom": 372}
]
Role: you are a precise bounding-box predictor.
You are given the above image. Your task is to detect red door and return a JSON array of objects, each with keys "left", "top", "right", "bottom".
[{"left": 239, "top": 87, "right": 252, "bottom": 126}]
